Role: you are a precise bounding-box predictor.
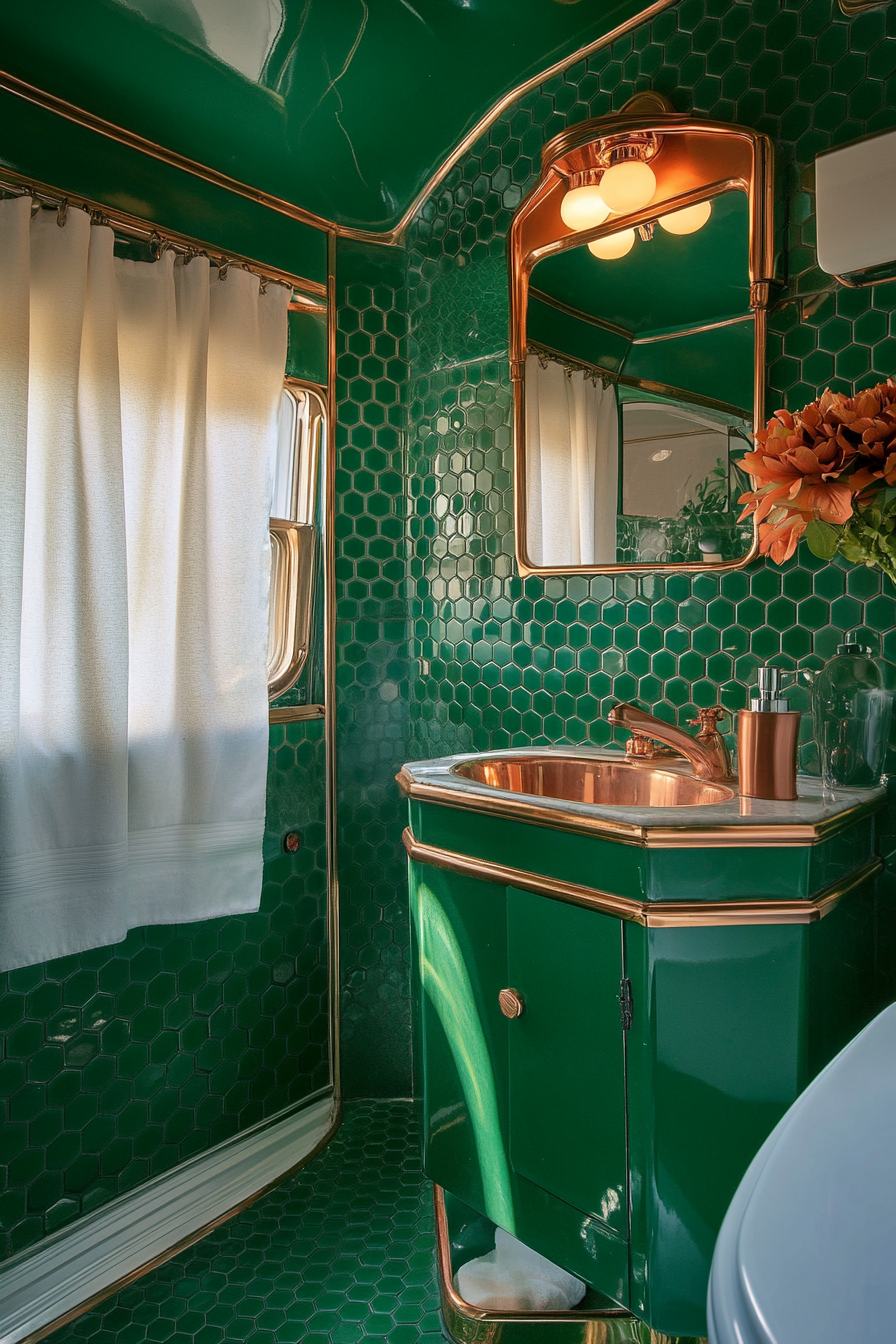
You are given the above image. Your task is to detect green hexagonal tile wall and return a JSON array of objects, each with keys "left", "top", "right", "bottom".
[
  {"left": 335, "top": 0, "right": 896, "bottom": 1099},
  {"left": 0, "top": 720, "right": 329, "bottom": 1260}
]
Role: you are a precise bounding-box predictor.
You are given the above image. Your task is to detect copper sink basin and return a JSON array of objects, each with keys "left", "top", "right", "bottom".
[{"left": 451, "top": 756, "right": 735, "bottom": 808}]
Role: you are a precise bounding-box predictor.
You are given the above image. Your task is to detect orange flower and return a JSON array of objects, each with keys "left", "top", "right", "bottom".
[{"left": 739, "top": 379, "right": 896, "bottom": 564}]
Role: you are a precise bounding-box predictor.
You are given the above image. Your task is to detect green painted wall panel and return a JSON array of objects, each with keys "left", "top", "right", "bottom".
[
  {"left": 287, "top": 308, "right": 328, "bottom": 386},
  {"left": 0, "top": 92, "right": 327, "bottom": 284}
]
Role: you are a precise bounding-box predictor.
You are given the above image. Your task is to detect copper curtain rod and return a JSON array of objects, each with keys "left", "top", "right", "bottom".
[{"left": 0, "top": 164, "right": 328, "bottom": 305}]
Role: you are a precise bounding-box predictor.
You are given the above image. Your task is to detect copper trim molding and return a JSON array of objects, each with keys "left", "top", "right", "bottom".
[
  {"left": 268, "top": 704, "right": 325, "bottom": 724},
  {"left": 509, "top": 105, "right": 776, "bottom": 577},
  {"left": 0, "top": 1, "right": 677, "bottom": 248},
  {"left": 324, "top": 232, "right": 341, "bottom": 1100},
  {"left": 434, "top": 1186, "right": 698, "bottom": 1344},
  {"left": 0, "top": 70, "right": 334, "bottom": 236},
  {"left": 396, "top": 768, "right": 884, "bottom": 849},
  {"left": 0, "top": 164, "right": 327, "bottom": 298},
  {"left": 405, "top": 829, "right": 882, "bottom": 928},
  {"left": 837, "top": 0, "right": 887, "bottom": 12},
  {"left": 631, "top": 313, "right": 754, "bottom": 345}
]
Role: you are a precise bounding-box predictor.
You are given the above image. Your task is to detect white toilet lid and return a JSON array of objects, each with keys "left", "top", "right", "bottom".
[{"left": 708, "top": 1001, "right": 896, "bottom": 1344}]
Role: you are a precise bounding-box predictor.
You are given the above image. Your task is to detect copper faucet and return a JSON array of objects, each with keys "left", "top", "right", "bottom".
[{"left": 609, "top": 702, "right": 736, "bottom": 783}]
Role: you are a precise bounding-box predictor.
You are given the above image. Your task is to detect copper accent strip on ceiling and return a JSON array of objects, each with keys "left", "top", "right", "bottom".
[
  {"left": 631, "top": 313, "right": 754, "bottom": 344},
  {"left": 0, "top": 0, "right": 677, "bottom": 247},
  {"left": 0, "top": 70, "right": 335, "bottom": 235},
  {"left": 404, "top": 828, "right": 882, "bottom": 928},
  {"left": 528, "top": 287, "right": 634, "bottom": 340},
  {"left": 269, "top": 704, "right": 325, "bottom": 724},
  {"left": 395, "top": 768, "right": 885, "bottom": 848},
  {"left": 0, "top": 164, "right": 327, "bottom": 297}
]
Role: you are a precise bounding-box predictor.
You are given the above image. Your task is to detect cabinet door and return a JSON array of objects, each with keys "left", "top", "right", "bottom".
[{"left": 506, "top": 887, "right": 628, "bottom": 1238}]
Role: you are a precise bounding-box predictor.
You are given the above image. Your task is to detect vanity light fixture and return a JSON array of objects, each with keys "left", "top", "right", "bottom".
[
  {"left": 658, "top": 199, "right": 713, "bottom": 235},
  {"left": 588, "top": 228, "right": 635, "bottom": 259},
  {"left": 559, "top": 176, "right": 611, "bottom": 231},
  {"left": 597, "top": 157, "right": 656, "bottom": 214},
  {"left": 559, "top": 126, "right": 713, "bottom": 261}
]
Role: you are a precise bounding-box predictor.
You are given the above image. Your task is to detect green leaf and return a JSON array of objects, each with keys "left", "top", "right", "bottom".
[{"left": 805, "top": 518, "right": 841, "bottom": 561}]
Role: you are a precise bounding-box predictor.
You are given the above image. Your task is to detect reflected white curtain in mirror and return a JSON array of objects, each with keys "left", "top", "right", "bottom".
[
  {"left": 525, "top": 355, "right": 618, "bottom": 566},
  {"left": 0, "top": 197, "right": 289, "bottom": 971}
]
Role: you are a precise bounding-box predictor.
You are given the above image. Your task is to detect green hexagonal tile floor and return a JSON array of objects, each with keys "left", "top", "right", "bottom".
[{"left": 47, "top": 1102, "right": 442, "bottom": 1344}]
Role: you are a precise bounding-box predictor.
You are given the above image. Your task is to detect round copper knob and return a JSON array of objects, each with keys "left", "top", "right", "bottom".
[{"left": 498, "top": 988, "right": 525, "bottom": 1019}]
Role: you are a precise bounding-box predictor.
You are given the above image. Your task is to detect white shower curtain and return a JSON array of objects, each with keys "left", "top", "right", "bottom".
[
  {"left": 0, "top": 197, "right": 289, "bottom": 971},
  {"left": 525, "top": 354, "right": 619, "bottom": 566}
]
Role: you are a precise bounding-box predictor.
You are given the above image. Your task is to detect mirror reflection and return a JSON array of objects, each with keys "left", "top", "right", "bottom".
[{"left": 523, "top": 187, "right": 755, "bottom": 568}]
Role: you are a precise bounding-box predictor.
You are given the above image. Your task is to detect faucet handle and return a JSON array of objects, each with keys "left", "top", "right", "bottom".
[{"left": 688, "top": 704, "right": 729, "bottom": 737}]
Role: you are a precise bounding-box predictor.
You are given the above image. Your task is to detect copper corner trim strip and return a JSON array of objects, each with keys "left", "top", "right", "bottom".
[
  {"left": 433, "top": 1186, "right": 636, "bottom": 1337},
  {"left": 404, "top": 829, "right": 882, "bottom": 928},
  {"left": 396, "top": 770, "right": 884, "bottom": 849},
  {"left": 269, "top": 704, "right": 325, "bottom": 724}
]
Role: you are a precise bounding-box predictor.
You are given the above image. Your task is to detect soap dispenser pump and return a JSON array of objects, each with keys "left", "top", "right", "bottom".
[{"left": 737, "top": 666, "right": 801, "bottom": 800}]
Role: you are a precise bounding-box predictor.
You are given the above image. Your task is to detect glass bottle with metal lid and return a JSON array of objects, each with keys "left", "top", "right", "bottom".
[{"left": 811, "top": 634, "right": 891, "bottom": 790}]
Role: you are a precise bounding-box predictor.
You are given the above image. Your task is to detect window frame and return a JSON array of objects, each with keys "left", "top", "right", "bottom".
[{"left": 267, "top": 379, "right": 326, "bottom": 699}]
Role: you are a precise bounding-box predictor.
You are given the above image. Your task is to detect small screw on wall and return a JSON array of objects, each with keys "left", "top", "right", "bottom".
[{"left": 283, "top": 831, "right": 302, "bottom": 853}]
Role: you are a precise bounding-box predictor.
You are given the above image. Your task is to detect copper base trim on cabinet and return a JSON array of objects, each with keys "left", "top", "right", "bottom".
[
  {"left": 434, "top": 1186, "right": 704, "bottom": 1344},
  {"left": 396, "top": 768, "right": 884, "bottom": 848},
  {"left": 404, "top": 829, "right": 882, "bottom": 928}
]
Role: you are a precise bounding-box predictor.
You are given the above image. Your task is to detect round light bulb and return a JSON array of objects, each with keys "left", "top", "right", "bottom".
[
  {"left": 658, "top": 199, "right": 713, "bottom": 235},
  {"left": 560, "top": 184, "right": 611, "bottom": 232},
  {"left": 587, "top": 228, "right": 636, "bottom": 260},
  {"left": 598, "top": 159, "right": 656, "bottom": 214}
]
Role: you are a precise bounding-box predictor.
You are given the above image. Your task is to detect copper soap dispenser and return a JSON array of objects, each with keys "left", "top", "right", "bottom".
[{"left": 737, "top": 666, "right": 801, "bottom": 800}]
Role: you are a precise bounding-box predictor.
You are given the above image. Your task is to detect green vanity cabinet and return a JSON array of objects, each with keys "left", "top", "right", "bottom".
[
  {"left": 506, "top": 889, "right": 627, "bottom": 1241},
  {"left": 403, "top": 749, "right": 891, "bottom": 1340}
]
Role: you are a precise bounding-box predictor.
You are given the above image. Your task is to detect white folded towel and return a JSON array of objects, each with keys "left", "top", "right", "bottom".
[{"left": 455, "top": 1227, "right": 587, "bottom": 1312}]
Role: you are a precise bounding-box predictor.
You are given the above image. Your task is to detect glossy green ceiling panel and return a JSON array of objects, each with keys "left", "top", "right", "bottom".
[{"left": 0, "top": 0, "right": 668, "bottom": 233}]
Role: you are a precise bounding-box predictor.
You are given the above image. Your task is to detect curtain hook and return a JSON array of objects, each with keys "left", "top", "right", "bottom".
[
  {"left": 258, "top": 276, "right": 268, "bottom": 295},
  {"left": 56, "top": 199, "right": 68, "bottom": 228},
  {"left": 149, "top": 230, "right": 164, "bottom": 261},
  {"left": 217, "top": 261, "right": 230, "bottom": 281}
]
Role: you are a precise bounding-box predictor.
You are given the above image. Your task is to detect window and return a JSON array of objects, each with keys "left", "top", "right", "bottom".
[{"left": 267, "top": 382, "right": 325, "bottom": 697}]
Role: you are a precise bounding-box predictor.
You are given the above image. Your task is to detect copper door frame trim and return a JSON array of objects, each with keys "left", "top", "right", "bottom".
[
  {"left": 325, "top": 231, "right": 341, "bottom": 1100},
  {"left": 396, "top": 768, "right": 884, "bottom": 848},
  {"left": 0, "top": 164, "right": 328, "bottom": 298},
  {"left": 17, "top": 1096, "right": 343, "bottom": 1344},
  {"left": 433, "top": 1185, "right": 638, "bottom": 1337},
  {"left": 405, "top": 829, "right": 882, "bottom": 928},
  {"left": 0, "top": 1, "right": 677, "bottom": 246}
]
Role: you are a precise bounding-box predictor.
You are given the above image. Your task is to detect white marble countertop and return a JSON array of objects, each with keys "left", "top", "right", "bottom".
[{"left": 400, "top": 744, "right": 886, "bottom": 832}]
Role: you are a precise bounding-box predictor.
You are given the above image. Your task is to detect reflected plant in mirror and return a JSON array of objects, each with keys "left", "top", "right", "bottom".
[{"left": 510, "top": 96, "right": 775, "bottom": 573}]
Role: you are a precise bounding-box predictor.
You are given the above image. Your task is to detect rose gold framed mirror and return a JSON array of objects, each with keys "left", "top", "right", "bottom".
[{"left": 510, "top": 93, "right": 775, "bottom": 575}]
